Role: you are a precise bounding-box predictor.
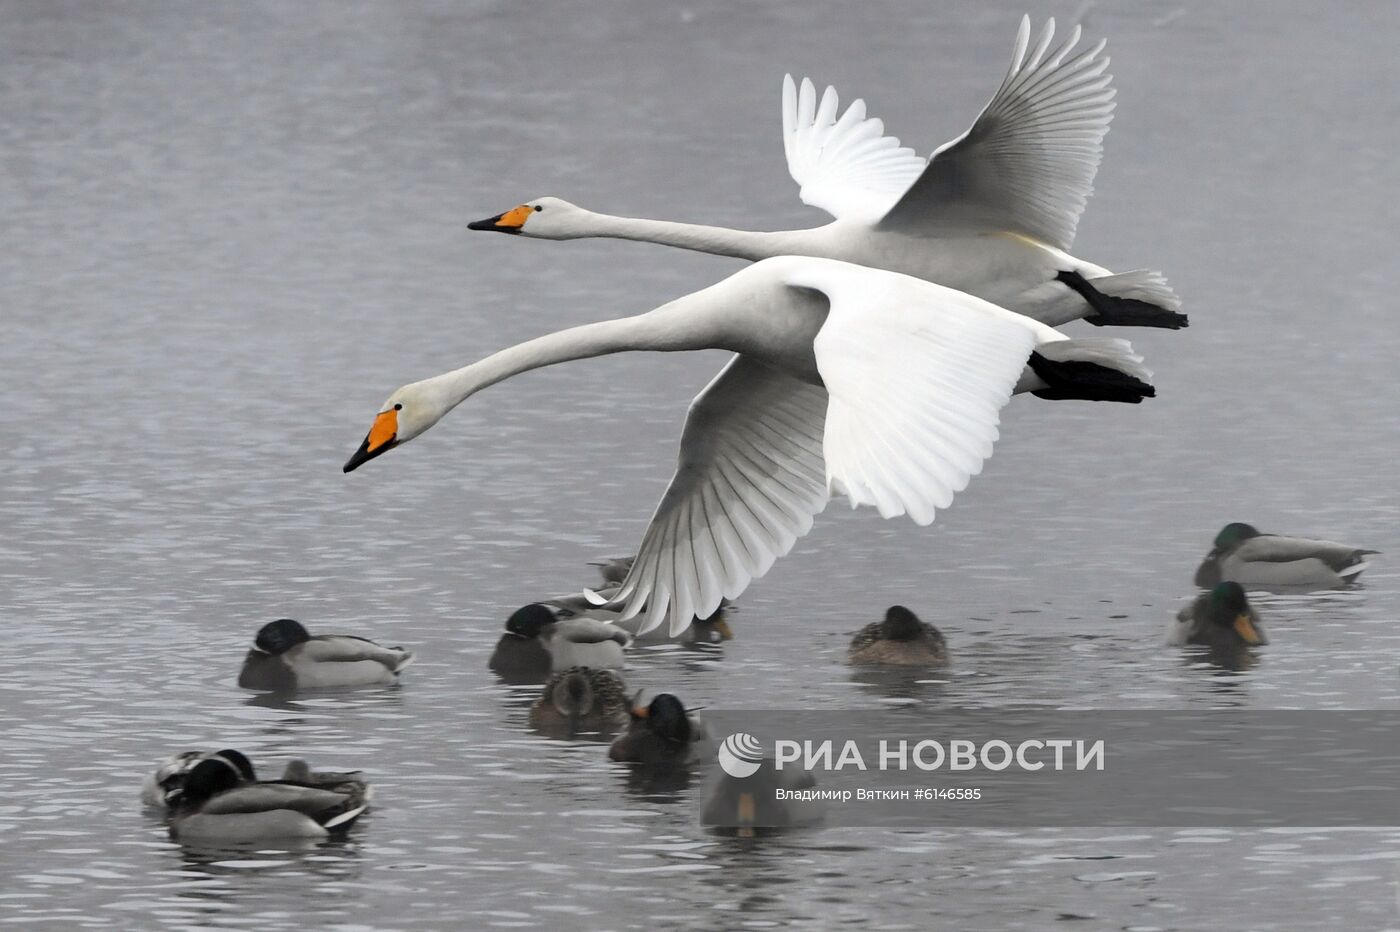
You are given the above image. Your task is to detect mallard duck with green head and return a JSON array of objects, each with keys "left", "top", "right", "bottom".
[
  {"left": 489, "top": 604, "right": 630, "bottom": 681},
  {"left": 1169, "top": 582, "right": 1267, "bottom": 649},
  {"left": 1195, "top": 523, "right": 1376, "bottom": 590},
  {"left": 167, "top": 755, "right": 370, "bottom": 843},
  {"left": 608, "top": 692, "right": 706, "bottom": 764},
  {"left": 143, "top": 749, "right": 371, "bottom": 813},
  {"left": 237, "top": 618, "right": 414, "bottom": 691}
]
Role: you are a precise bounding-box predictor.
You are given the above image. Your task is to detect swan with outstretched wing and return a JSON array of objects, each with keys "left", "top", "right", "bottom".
[
  {"left": 344, "top": 257, "right": 1153, "bottom": 635},
  {"left": 468, "top": 17, "right": 1184, "bottom": 331}
]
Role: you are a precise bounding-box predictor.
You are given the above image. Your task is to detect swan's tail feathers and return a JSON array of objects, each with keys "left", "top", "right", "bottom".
[
  {"left": 1057, "top": 268, "right": 1188, "bottom": 330},
  {"left": 1028, "top": 339, "right": 1156, "bottom": 404}
]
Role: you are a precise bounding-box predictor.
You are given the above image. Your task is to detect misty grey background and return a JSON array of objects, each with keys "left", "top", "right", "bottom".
[{"left": 3, "top": 0, "right": 1400, "bottom": 928}]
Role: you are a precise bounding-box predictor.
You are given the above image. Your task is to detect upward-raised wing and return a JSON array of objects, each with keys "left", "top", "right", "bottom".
[
  {"left": 600, "top": 356, "right": 829, "bottom": 636},
  {"left": 781, "top": 75, "right": 928, "bottom": 224},
  {"left": 876, "top": 16, "right": 1115, "bottom": 250},
  {"left": 785, "top": 260, "right": 1039, "bottom": 525}
]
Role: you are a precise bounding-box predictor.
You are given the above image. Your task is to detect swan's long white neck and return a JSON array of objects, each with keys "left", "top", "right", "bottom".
[
  {"left": 428, "top": 299, "right": 720, "bottom": 413},
  {"left": 574, "top": 211, "right": 819, "bottom": 261}
]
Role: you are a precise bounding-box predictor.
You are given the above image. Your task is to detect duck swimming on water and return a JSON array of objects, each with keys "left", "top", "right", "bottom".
[
  {"left": 166, "top": 755, "right": 370, "bottom": 843},
  {"left": 237, "top": 619, "right": 414, "bottom": 691},
  {"left": 1168, "top": 582, "right": 1267, "bottom": 650},
  {"left": 1194, "top": 523, "right": 1376, "bottom": 590},
  {"left": 847, "top": 606, "right": 949, "bottom": 666}
]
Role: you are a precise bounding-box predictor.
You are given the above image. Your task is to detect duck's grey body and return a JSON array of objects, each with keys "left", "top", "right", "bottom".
[
  {"left": 543, "top": 617, "right": 629, "bottom": 670},
  {"left": 167, "top": 756, "right": 370, "bottom": 843},
  {"left": 144, "top": 750, "right": 371, "bottom": 813},
  {"left": 490, "top": 604, "right": 629, "bottom": 681},
  {"left": 1195, "top": 523, "right": 1376, "bottom": 590},
  {"left": 173, "top": 783, "right": 366, "bottom": 843}
]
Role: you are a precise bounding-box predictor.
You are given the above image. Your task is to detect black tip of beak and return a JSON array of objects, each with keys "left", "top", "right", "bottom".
[
  {"left": 467, "top": 213, "right": 520, "bottom": 234},
  {"left": 343, "top": 434, "right": 395, "bottom": 473}
]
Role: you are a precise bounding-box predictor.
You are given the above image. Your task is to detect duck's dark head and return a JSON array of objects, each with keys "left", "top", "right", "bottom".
[
  {"left": 641, "top": 693, "right": 692, "bottom": 744},
  {"left": 1207, "top": 582, "right": 1264, "bottom": 645},
  {"left": 213, "top": 749, "right": 257, "bottom": 781},
  {"left": 1214, "top": 522, "right": 1261, "bottom": 550},
  {"left": 879, "top": 606, "right": 925, "bottom": 641},
  {"left": 254, "top": 619, "right": 312, "bottom": 655},
  {"left": 506, "top": 603, "right": 558, "bottom": 639},
  {"left": 171, "top": 757, "right": 243, "bottom": 810},
  {"left": 609, "top": 692, "right": 694, "bottom": 762}
]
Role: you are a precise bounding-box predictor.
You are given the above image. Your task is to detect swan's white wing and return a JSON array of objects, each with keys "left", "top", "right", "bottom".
[
  {"left": 786, "top": 263, "right": 1038, "bottom": 525},
  {"left": 781, "top": 75, "right": 928, "bottom": 224},
  {"left": 605, "top": 355, "right": 830, "bottom": 636},
  {"left": 876, "top": 16, "right": 1115, "bottom": 250}
]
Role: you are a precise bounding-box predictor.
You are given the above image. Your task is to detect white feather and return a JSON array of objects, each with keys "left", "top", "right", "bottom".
[
  {"left": 781, "top": 74, "right": 927, "bottom": 223},
  {"left": 877, "top": 15, "right": 1116, "bottom": 250},
  {"left": 790, "top": 265, "right": 1038, "bottom": 524},
  {"left": 607, "top": 355, "right": 830, "bottom": 636}
]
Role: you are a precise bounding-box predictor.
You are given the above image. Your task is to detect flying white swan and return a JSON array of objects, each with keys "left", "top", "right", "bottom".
[
  {"left": 467, "top": 17, "right": 1185, "bottom": 331},
  {"left": 343, "top": 257, "right": 1153, "bottom": 635}
]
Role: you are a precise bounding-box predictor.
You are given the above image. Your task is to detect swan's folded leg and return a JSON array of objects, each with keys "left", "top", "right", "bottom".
[
  {"left": 1057, "top": 269, "right": 1188, "bottom": 329},
  {"left": 1022, "top": 338, "right": 1156, "bottom": 404}
]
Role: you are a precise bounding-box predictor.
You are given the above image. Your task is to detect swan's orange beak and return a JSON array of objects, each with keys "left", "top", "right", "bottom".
[
  {"left": 468, "top": 204, "right": 532, "bottom": 234},
  {"left": 343, "top": 408, "right": 399, "bottom": 473}
]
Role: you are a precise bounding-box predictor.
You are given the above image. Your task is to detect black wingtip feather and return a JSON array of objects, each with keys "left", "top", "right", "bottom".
[
  {"left": 1028, "top": 352, "right": 1156, "bottom": 404},
  {"left": 1057, "top": 269, "right": 1189, "bottom": 330}
]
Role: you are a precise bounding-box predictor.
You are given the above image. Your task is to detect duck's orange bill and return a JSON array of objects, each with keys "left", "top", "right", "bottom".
[{"left": 1233, "top": 614, "right": 1261, "bottom": 645}]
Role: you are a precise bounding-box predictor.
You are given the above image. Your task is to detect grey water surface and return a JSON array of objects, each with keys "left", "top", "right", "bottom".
[{"left": 4, "top": 0, "right": 1400, "bottom": 928}]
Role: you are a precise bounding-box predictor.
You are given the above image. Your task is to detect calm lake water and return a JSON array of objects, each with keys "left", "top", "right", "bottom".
[{"left": 4, "top": 0, "right": 1400, "bottom": 928}]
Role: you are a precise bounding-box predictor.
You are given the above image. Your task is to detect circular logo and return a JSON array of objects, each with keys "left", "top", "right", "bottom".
[{"left": 717, "top": 732, "right": 764, "bottom": 778}]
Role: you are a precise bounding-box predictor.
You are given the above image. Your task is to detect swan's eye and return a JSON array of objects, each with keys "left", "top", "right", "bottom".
[
  {"left": 393, "top": 403, "right": 403, "bottom": 411},
  {"left": 533, "top": 205, "right": 543, "bottom": 212}
]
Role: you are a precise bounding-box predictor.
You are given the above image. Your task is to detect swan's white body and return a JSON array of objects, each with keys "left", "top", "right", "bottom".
[
  {"left": 345, "top": 256, "right": 1151, "bottom": 636},
  {"left": 470, "top": 18, "right": 1181, "bottom": 328}
]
